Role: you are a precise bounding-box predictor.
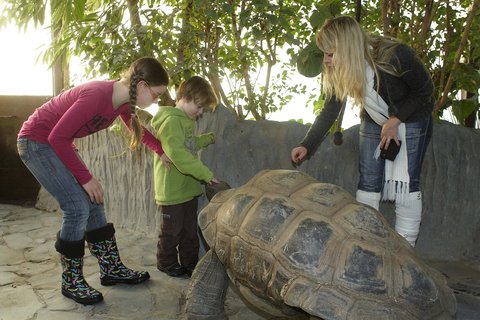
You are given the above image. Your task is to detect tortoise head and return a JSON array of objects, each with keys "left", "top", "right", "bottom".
[{"left": 205, "top": 181, "right": 231, "bottom": 201}]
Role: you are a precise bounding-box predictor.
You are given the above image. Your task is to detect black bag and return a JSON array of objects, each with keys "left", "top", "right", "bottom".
[{"left": 380, "top": 141, "right": 401, "bottom": 161}]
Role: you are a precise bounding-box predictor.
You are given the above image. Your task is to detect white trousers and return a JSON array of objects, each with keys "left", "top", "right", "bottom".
[
  {"left": 356, "top": 190, "right": 381, "bottom": 211},
  {"left": 356, "top": 190, "right": 422, "bottom": 247},
  {"left": 395, "top": 191, "right": 422, "bottom": 247}
]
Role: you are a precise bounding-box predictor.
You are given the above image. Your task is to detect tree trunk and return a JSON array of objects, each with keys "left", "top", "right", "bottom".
[
  {"left": 416, "top": 0, "right": 436, "bottom": 58},
  {"left": 231, "top": 0, "right": 259, "bottom": 120},
  {"left": 381, "top": 0, "right": 401, "bottom": 37},
  {"left": 177, "top": 0, "right": 194, "bottom": 81},
  {"left": 126, "top": 0, "right": 148, "bottom": 57},
  {"left": 435, "top": 0, "right": 480, "bottom": 112}
]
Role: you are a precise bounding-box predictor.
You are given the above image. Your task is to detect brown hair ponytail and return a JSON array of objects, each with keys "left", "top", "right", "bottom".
[
  {"left": 122, "top": 57, "right": 169, "bottom": 150},
  {"left": 128, "top": 73, "right": 143, "bottom": 150}
]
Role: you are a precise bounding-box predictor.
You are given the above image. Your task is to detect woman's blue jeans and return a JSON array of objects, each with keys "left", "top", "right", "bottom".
[
  {"left": 358, "top": 116, "right": 433, "bottom": 193},
  {"left": 17, "top": 138, "right": 107, "bottom": 241}
]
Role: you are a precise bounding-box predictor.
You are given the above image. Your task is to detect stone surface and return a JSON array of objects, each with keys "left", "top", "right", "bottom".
[
  {"left": 1, "top": 203, "right": 478, "bottom": 319},
  {"left": 198, "top": 107, "right": 480, "bottom": 263},
  {"left": 0, "top": 284, "right": 43, "bottom": 320},
  {"left": 55, "top": 106, "right": 480, "bottom": 262},
  {"left": 0, "top": 204, "right": 265, "bottom": 320},
  {"left": 28, "top": 107, "right": 480, "bottom": 318}
]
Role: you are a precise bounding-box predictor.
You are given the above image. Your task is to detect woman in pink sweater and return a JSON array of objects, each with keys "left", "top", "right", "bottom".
[{"left": 17, "top": 57, "right": 170, "bottom": 305}]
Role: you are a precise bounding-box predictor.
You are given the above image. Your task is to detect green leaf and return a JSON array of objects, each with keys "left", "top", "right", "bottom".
[
  {"left": 73, "top": 0, "right": 86, "bottom": 20},
  {"left": 454, "top": 64, "right": 480, "bottom": 93},
  {"left": 451, "top": 99, "right": 478, "bottom": 124},
  {"left": 296, "top": 41, "right": 323, "bottom": 78},
  {"left": 309, "top": 7, "right": 331, "bottom": 29},
  {"left": 252, "top": 27, "right": 263, "bottom": 38},
  {"left": 313, "top": 94, "right": 326, "bottom": 115}
]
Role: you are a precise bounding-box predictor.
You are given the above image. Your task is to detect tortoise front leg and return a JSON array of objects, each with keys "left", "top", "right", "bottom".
[{"left": 184, "top": 250, "right": 229, "bottom": 320}]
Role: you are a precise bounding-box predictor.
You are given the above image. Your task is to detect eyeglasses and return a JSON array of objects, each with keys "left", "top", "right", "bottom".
[
  {"left": 143, "top": 81, "right": 167, "bottom": 101},
  {"left": 147, "top": 85, "right": 161, "bottom": 101}
]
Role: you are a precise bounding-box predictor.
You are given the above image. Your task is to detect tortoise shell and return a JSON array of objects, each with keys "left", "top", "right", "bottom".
[{"left": 199, "top": 169, "right": 456, "bottom": 319}]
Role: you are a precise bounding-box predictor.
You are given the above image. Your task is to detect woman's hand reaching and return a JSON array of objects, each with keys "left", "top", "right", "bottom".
[{"left": 291, "top": 146, "right": 308, "bottom": 164}]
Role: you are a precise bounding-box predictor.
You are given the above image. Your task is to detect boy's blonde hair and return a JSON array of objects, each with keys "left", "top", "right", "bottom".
[
  {"left": 316, "top": 16, "right": 400, "bottom": 107},
  {"left": 176, "top": 76, "right": 218, "bottom": 112}
]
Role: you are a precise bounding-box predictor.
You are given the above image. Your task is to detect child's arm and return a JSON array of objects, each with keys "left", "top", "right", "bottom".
[
  {"left": 160, "top": 119, "right": 214, "bottom": 183},
  {"left": 119, "top": 112, "right": 164, "bottom": 156},
  {"left": 195, "top": 132, "right": 215, "bottom": 151}
]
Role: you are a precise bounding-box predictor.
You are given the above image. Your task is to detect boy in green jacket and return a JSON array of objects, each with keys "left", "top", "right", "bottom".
[{"left": 151, "top": 76, "right": 219, "bottom": 277}]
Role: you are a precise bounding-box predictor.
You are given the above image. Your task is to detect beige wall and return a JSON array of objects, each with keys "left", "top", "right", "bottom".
[{"left": 0, "top": 95, "right": 51, "bottom": 118}]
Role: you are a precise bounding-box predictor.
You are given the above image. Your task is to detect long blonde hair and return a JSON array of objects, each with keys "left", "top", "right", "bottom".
[{"left": 316, "top": 16, "right": 400, "bottom": 107}]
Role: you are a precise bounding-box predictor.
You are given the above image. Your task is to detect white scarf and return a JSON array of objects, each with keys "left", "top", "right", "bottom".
[{"left": 363, "top": 63, "right": 409, "bottom": 204}]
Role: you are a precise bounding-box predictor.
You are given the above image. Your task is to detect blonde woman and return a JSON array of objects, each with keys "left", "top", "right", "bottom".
[{"left": 291, "top": 16, "right": 434, "bottom": 247}]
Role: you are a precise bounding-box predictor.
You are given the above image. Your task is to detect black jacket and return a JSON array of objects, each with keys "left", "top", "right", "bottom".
[{"left": 300, "top": 43, "right": 434, "bottom": 155}]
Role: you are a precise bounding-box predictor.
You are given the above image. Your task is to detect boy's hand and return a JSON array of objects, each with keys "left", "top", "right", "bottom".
[
  {"left": 208, "top": 177, "right": 220, "bottom": 184},
  {"left": 208, "top": 132, "right": 215, "bottom": 144},
  {"left": 160, "top": 153, "right": 172, "bottom": 169}
]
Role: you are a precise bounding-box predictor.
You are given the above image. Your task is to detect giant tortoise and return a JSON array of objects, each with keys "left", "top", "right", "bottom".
[{"left": 185, "top": 169, "right": 456, "bottom": 319}]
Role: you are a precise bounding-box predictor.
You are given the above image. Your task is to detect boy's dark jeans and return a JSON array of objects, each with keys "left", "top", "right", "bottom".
[{"left": 156, "top": 198, "right": 199, "bottom": 270}]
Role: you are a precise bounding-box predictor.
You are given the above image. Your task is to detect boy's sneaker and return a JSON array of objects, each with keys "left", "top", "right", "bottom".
[
  {"left": 157, "top": 263, "right": 187, "bottom": 277},
  {"left": 185, "top": 267, "right": 194, "bottom": 278},
  {"left": 183, "top": 264, "right": 196, "bottom": 278}
]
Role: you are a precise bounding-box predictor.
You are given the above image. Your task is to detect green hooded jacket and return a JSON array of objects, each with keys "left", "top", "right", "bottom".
[{"left": 151, "top": 106, "right": 215, "bottom": 205}]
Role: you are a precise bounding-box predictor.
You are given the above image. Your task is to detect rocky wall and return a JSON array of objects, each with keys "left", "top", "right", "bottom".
[{"left": 37, "top": 106, "right": 480, "bottom": 262}]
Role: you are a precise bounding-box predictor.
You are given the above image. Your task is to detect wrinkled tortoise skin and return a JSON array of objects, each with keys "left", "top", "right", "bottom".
[{"left": 198, "top": 169, "right": 456, "bottom": 319}]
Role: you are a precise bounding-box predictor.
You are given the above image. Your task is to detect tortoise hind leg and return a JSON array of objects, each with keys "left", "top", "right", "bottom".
[{"left": 184, "top": 250, "right": 229, "bottom": 320}]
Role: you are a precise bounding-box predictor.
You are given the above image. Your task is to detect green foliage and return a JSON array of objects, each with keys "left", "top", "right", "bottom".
[
  {"left": 451, "top": 99, "right": 478, "bottom": 126},
  {"left": 312, "top": 93, "right": 325, "bottom": 115},
  {"left": 297, "top": 42, "right": 323, "bottom": 77},
  {"left": 0, "top": 0, "right": 47, "bottom": 29},
  {"left": 296, "top": 1, "right": 342, "bottom": 79},
  {"left": 454, "top": 64, "right": 480, "bottom": 93},
  {"left": 0, "top": 0, "right": 479, "bottom": 127}
]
